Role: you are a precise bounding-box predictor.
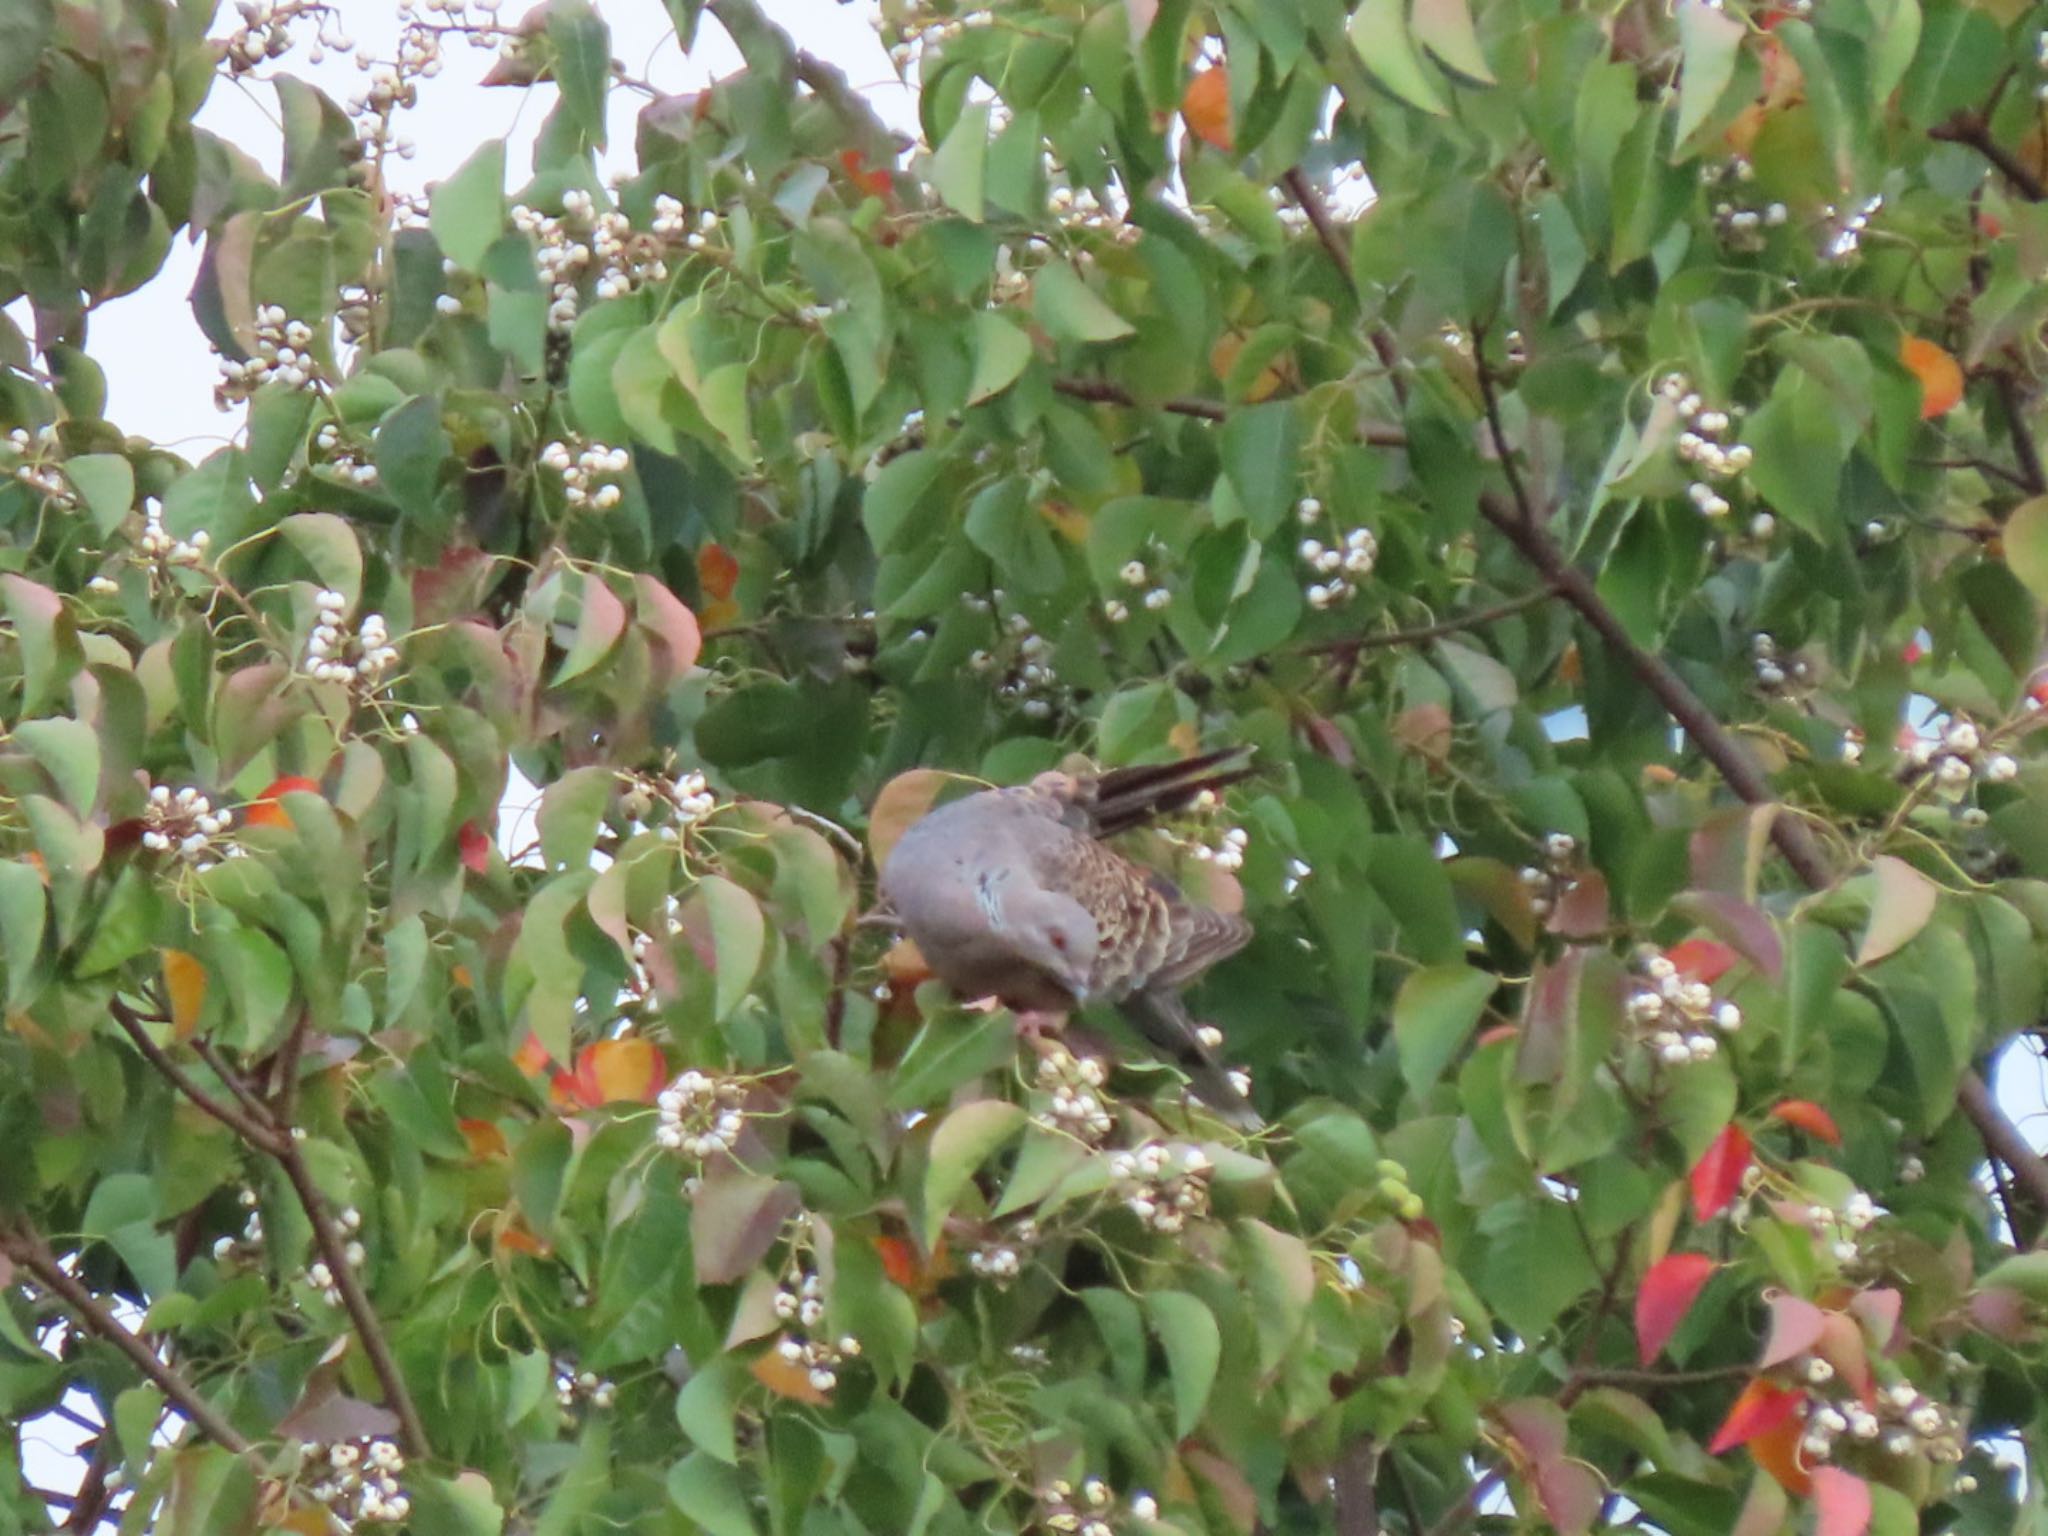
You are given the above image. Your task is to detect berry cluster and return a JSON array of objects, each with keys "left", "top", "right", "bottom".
[
  {"left": 222, "top": 0, "right": 354, "bottom": 73},
  {"left": 303, "top": 590, "right": 400, "bottom": 688},
  {"left": 304, "top": 1205, "right": 368, "bottom": 1307},
  {"left": 135, "top": 501, "right": 211, "bottom": 571},
  {"left": 1625, "top": 948, "right": 1743, "bottom": 1065},
  {"left": 1033, "top": 1044, "right": 1116, "bottom": 1143},
  {"left": 1799, "top": 1188, "right": 1883, "bottom": 1266},
  {"left": 211, "top": 1188, "right": 267, "bottom": 1266},
  {"left": 1701, "top": 157, "right": 1788, "bottom": 252},
  {"left": 1035, "top": 1476, "right": 1160, "bottom": 1536},
  {"left": 314, "top": 422, "right": 380, "bottom": 489},
  {"left": 1294, "top": 497, "right": 1378, "bottom": 610},
  {"left": 540, "top": 438, "right": 630, "bottom": 511},
  {"left": 301, "top": 1438, "right": 409, "bottom": 1527},
  {"left": 1656, "top": 373, "right": 1755, "bottom": 523},
  {"left": 966, "top": 597, "right": 1066, "bottom": 720},
  {"left": 1372, "top": 1158, "right": 1427, "bottom": 1222},
  {"left": 1903, "top": 717, "right": 2018, "bottom": 804},
  {"left": 1107, "top": 1142, "right": 1211, "bottom": 1235},
  {"left": 4, "top": 427, "right": 77, "bottom": 508},
  {"left": 655, "top": 1069, "right": 748, "bottom": 1163},
  {"left": 966, "top": 1219, "right": 1036, "bottom": 1287},
  {"left": 1749, "top": 633, "right": 1813, "bottom": 696},
  {"left": 1800, "top": 1376, "right": 1965, "bottom": 1469},
  {"left": 215, "top": 307, "right": 324, "bottom": 408},
  {"left": 1516, "top": 831, "right": 1582, "bottom": 920},
  {"left": 554, "top": 1360, "right": 617, "bottom": 1412},
  {"left": 769, "top": 1254, "right": 860, "bottom": 1396},
  {"left": 142, "top": 784, "right": 233, "bottom": 864}
]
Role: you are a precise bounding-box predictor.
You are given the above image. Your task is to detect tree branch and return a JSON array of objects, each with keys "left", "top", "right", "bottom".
[
  {"left": 1959, "top": 1069, "right": 2048, "bottom": 1234},
  {"left": 0, "top": 1224, "right": 249, "bottom": 1454},
  {"left": 106, "top": 999, "right": 284, "bottom": 1153},
  {"left": 1282, "top": 167, "right": 1354, "bottom": 285},
  {"left": 1052, "top": 376, "right": 1225, "bottom": 421},
  {"left": 1300, "top": 583, "right": 1560, "bottom": 657},
  {"left": 274, "top": 1139, "right": 429, "bottom": 1459},
  {"left": 1930, "top": 112, "right": 2047, "bottom": 203},
  {"left": 703, "top": 0, "right": 904, "bottom": 161},
  {"left": 1332, "top": 1437, "right": 1379, "bottom": 1536}
]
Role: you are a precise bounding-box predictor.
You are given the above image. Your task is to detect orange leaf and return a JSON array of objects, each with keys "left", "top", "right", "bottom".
[
  {"left": 1180, "top": 65, "right": 1232, "bottom": 151},
  {"left": 459, "top": 1118, "right": 509, "bottom": 1160},
  {"left": 1768, "top": 1099, "right": 1841, "bottom": 1144},
  {"left": 513, "top": 1030, "right": 552, "bottom": 1075},
  {"left": 161, "top": 949, "right": 207, "bottom": 1039},
  {"left": 751, "top": 1351, "right": 832, "bottom": 1404},
  {"left": 1709, "top": 1377, "right": 1802, "bottom": 1456},
  {"left": 1690, "top": 1122, "right": 1752, "bottom": 1222},
  {"left": 837, "top": 148, "right": 893, "bottom": 199},
  {"left": 1899, "top": 336, "right": 1963, "bottom": 419},
  {"left": 875, "top": 1234, "right": 953, "bottom": 1297},
  {"left": 1748, "top": 1407, "right": 1813, "bottom": 1497},
  {"left": 451, "top": 963, "right": 474, "bottom": 990},
  {"left": 1635, "top": 1252, "right": 1715, "bottom": 1365},
  {"left": 1811, "top": 1467, "right": 1871, "bottom": 1536},
  {"left": 458, "top": 820, "right": 493, "bottom": 873},
  {"left": 1664, "top": 938, "right": 1738, "bottom": 984},
  {"left": 698, "top": 541, "right": 740, "bottom": 602},
  {"left": 497, "top": 1222, "right": 550, "bottom": 1256},
  {"left": 573, "top": 1037, "right": 668, "bottom": 1106},
  {"left": 246, "top": 773, "right": 322, "bottom": 829}
]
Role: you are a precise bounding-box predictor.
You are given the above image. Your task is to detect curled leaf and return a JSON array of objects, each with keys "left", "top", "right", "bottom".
[
  {"left": 1768, "top": 1099, "right": 1841, "bottom": 1144},
  {"left": 1690, "top": 1122, "right": 1752, "bottom": 1222},
  {"left": 1635, "top": 1252, "right": 1715, "bottom": 1364}
]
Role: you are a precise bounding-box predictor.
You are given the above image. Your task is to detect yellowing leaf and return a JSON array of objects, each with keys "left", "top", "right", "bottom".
[
  {"left": 2003, "top": 496, "right": 2048, "bottom": 606},
  {"left": 1899, "top": 335, "right": 1963, "bottom": 419},
  {"left": 1180, "top": 66, "right": 1232, "bottom": 150},
  {"left": 1856, "top": 855, "right": 1938, "bottom": 965},
  {"left": 161, "top": 949, "right": 206, "bottom": 1039}
]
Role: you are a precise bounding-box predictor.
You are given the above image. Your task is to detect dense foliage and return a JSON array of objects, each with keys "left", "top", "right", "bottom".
[{"left": 5, "top": 0, "right": 2048, "bottom": 1532}]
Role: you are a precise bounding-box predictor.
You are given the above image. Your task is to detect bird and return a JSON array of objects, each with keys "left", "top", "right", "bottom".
[{"left": 879, "top": 747, "right": 1260, "bottom": 1126}]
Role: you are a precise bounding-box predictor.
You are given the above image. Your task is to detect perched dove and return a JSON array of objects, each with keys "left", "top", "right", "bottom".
[{"left": 880, "top": 747, "right": 1259, "bottom": 1125}]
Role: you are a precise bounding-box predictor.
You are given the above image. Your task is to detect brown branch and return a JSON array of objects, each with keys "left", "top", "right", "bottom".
[
  {"left": 274, "top": 1140, "right": 428, "bottom": 1459},
  {"left": 105, "top": 999, "right": 284, "bottom": 1153},
  {"left": 0, "top": 1224, "right": 250, "bottom": 1454},
  {"left": 1571, "top": 1362, "right": 1753, "bottom": 1390},
  {"left": 1959, "top": 1070, "right": 2048, "bottom": 1232},
  {"left": 1930, "top": 112, "right": 2047, "bottom": 203},
  {"left": 1332, "top": 1437, "right": 1379, "bottom": 1536},
  {"left": 1990, "top": 369, "right": 2047, "bottom": 497},
  {"left": 1052, "top": 376, "right": 1226, "bottom": 421},
  {"left": 1474, "top": 330, "right": 1541, "bottom": 526},
  {"left": 1283, "top": 166, "right": 1354, "bottom": 285},
  {"left": 1301, "top": 584, "right": 1561, "bottom": 657},
  {"left": 704, "top": 0, "right": 903, "bottom": 161},
  {"left": 189, "top": 1036, "right": 277, "bottom": 1129}
]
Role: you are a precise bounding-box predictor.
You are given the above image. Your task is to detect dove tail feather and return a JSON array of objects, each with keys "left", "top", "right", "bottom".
[
  {"left": 1089, "top": 747, "right": 1255, "bottom": 837},
  {"left": 1116, "top": 987, "right": 1263, "bottom": 1130}
]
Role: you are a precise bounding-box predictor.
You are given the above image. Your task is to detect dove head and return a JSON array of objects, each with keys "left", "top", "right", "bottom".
[{"left": 994, "top": 883, "right": 1100, "bottom": 1004}]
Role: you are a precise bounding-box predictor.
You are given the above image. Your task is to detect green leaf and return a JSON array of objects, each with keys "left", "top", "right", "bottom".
[
  {"left": 1412, "top": 0, "right": 1496, "bottom": 83},
  {"left": 921, "top": 1099, "right": 1025, "bottom": 1238},
  {"left": 675, "top": 1354, "right": 749, "bottom": 1464},
  {"left": 555, "top": 570, "right": 627, "bottom": 683},
  {"left": 1672, "top": 0, "right": 1745, "bottom": 147},
  {"left": 406, "top": 1473, "right": 506, "bottom": 1536},
  {"left": 694, "top": 875, "right": 766, "bottom": 1020},
  {"left": 888, "top": 1009, "right": 1019, "bottom": 1109},
  {"left": 1980, "top": 1250, "right": 2048, "bottom": 1302},
  {"left": 279, "top": 511, "right": 364, "bottom": 603},
  {"left": 1218, "top": 400, "right": 1300, "bottom": 537},
  {"left": 545, "top": 0, "right": 611, "bottom": 149},
  {"left": 431, "top": 139, "right": 506, "bottom": 270},
  {"left": 1857, "top": 856, "right": 1938, "bottom": 965},
  {"left": 929, "top": 101, "right": 989, "bottom": 221},
  {"left": 964, "top": 476, "right": 1065, "bottom": 594},
  {"left": 537, "top": 765, "right": 612, "bottom": 872},
  {"left": 374, "top": 394, "right": 452, "bottom": 529},
  {"left": 1031, "top": 262, "right": 1135, "bottom": 345},
  {"left": 65, "top": 453, "right": 133, "bottom": 536},
  {"left": 668, "top": 1451, "right": 760, "bottom": 1536},
  {"left": 1393, "top": 965, "right": 1495, "bottom": 1095},
  {"left": 2, "top": 573, "right": 79, "bottom": 717},
  {"left": 15, "top": 716, "right": 100, "bottom": 818},
  {"left": 1347, "top": 0, "right": 1450, "bottom": 115},
  {"left": 967, "top": 311, "right": 1033, "bottom": 404},
  {"left": 1146, "top": 1290, "right": 1221, "bottom": 1437},
  {"left": 0, "top": 859, "right": 47, "bottom": 1008},
  {"left": 2004, "top": 496, "right": 2048, "bottom": 608}
]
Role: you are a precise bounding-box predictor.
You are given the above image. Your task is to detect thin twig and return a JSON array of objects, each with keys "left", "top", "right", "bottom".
[
  {"left": 1990, "top": 369, "right": 2047, "bottom": 496},
  {"left": 1570, "top": 1362, "right": 1755, "bottom": 1389},
  {"left": 1475, "top": 329, "right": 1540, "bottom": 525},
  {"left": 1300, "top": 584, "right": 1561, "bottom": 656},
  {"left": 703, "top": 0, "right": 903, "bottom": 161},
  {"left": 189, "top": 1036, "right": 277, "bottom": 1128},
  {"left": 105, "top": 999, "right": 284, "bottom": 1153},
  {"left": 1052, "top": 376, "right": 1226, "bottom": 421},
  {"left": 1959, "top": 1070, "right": 2048, "bottom": 1234},
  {"left": 1930, "top": 112, "right": 2047, "bottom": 203},
  {"left": 274, "top": 1141, "right": 429, "bottom": 1458},
  {"left": 1913, "top": 456, "right": 2032, "bottom": 491},
  {"left": 0, "top": 1224, "right": 250, "bottom": 1453}
]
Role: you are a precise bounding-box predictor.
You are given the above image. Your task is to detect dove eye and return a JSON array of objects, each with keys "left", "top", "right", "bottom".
[{"left": 1048, "top": 929, "right": 1069, "bottom": 952}]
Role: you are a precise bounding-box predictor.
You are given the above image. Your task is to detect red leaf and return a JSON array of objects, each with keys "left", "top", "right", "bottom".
[
  {"left": 1768, "top": 1099, "right": 1842, "bottom": 1144},
  {"left": 247, "top": 774, "right": 323, "bottom": 829},
  {"left": 1664, "top": 938, "right": 1738, "bottom": 984},
  {"left": 1690, "top": 1122, "right": 1752, "bottom": 1222},
  {"left": 1635, "top": 1252, "right": 1716, "bottom": 1364},
  {"left": 697, "top": 542, "right": 739, "bottom": 601},
  {"left": 1812, "top": 1467, "right": 1872, "bottom": 1536},
  {"left": 1757, "top": 1291, "right": 1826, "bottom": 1369},
  {"left": 458, "top": 820, "right": 492, "bottom": 873},
  {"left": 1709, "top": 1377, "right": 1802, "bottom": 1455}
]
